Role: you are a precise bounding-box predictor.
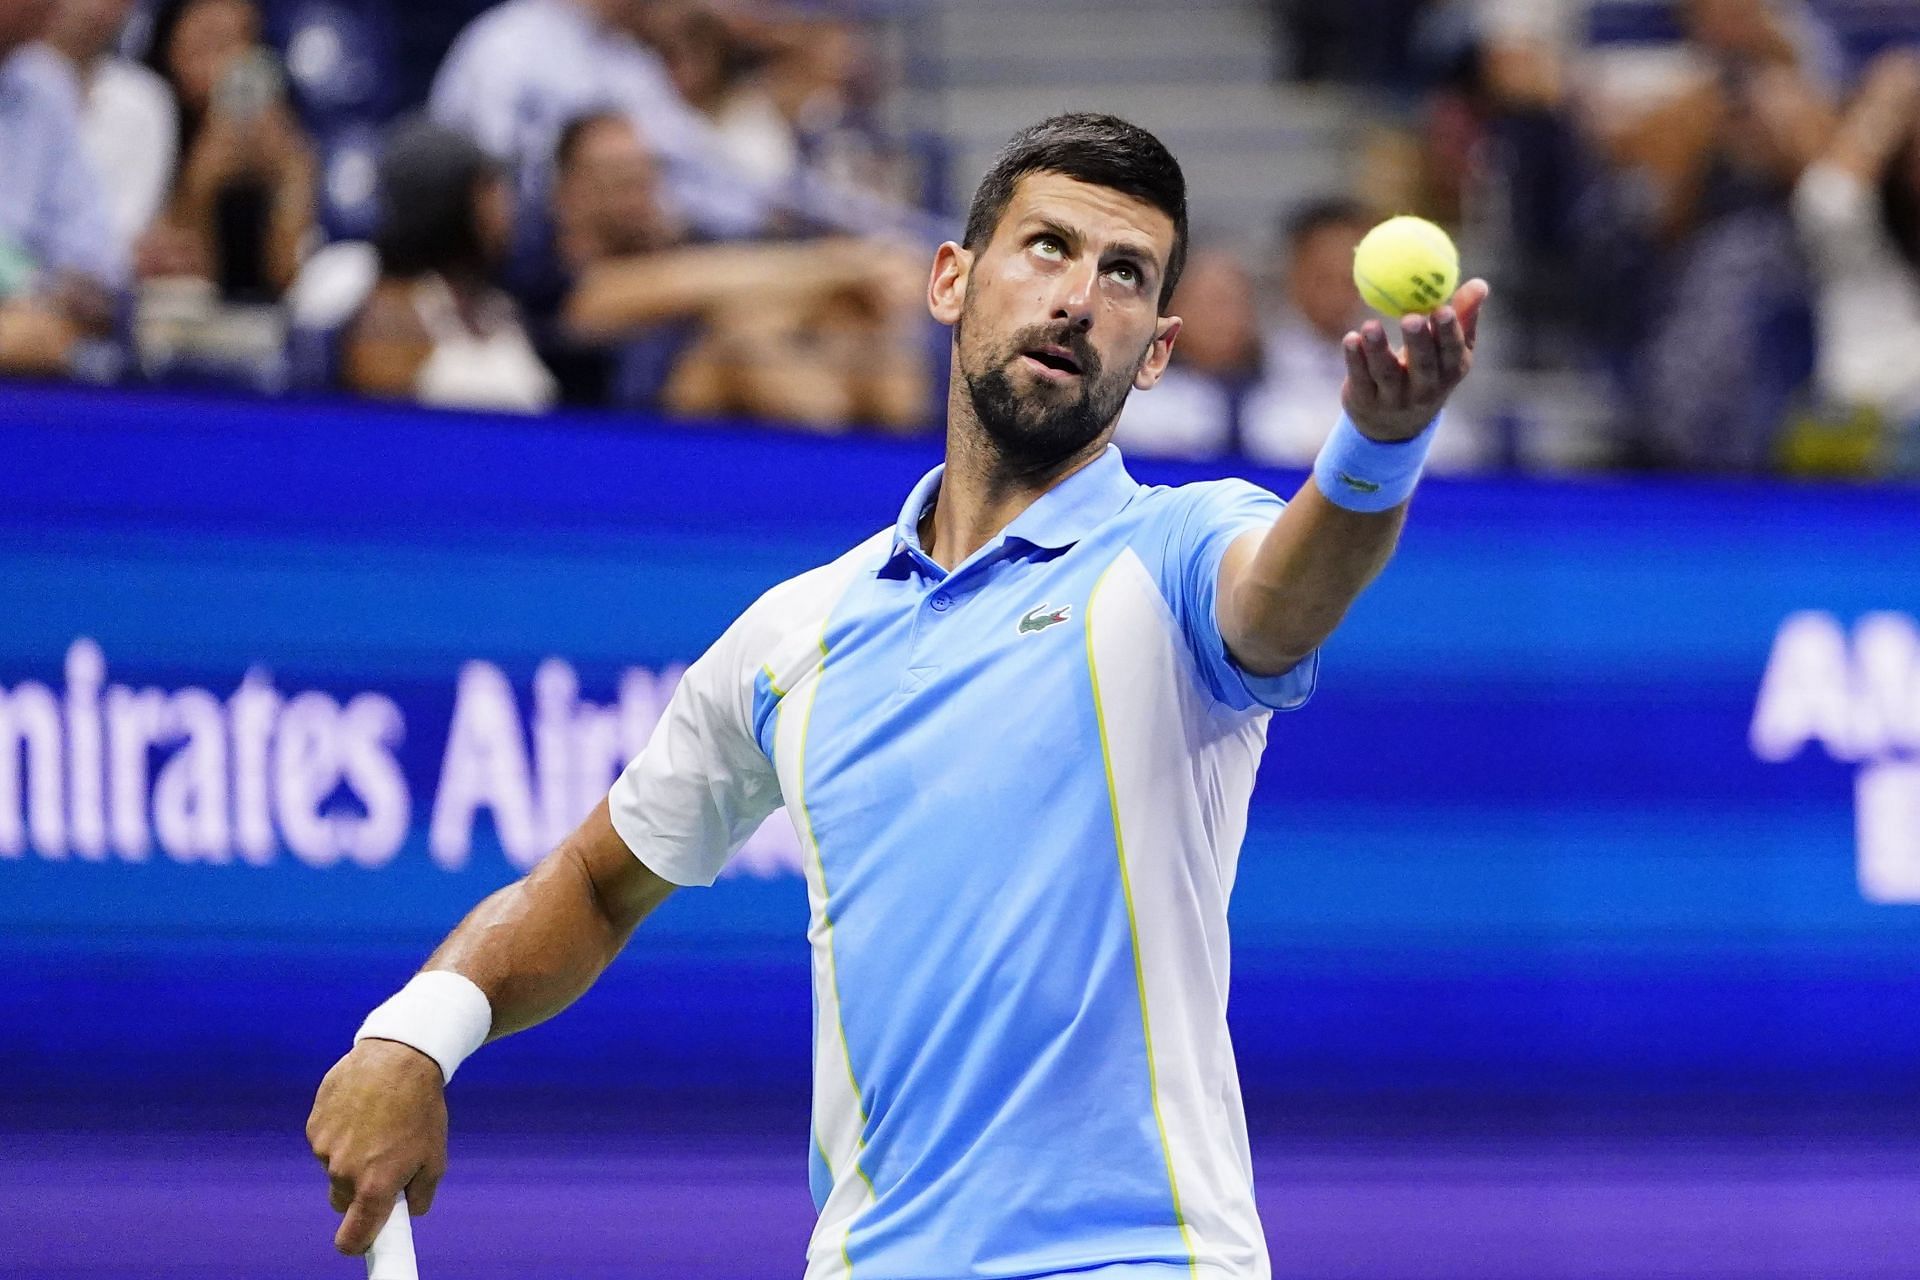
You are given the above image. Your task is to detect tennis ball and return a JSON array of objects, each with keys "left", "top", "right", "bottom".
[{"left": 1352, "top": 216, "right": 1460, "bottom": 318}]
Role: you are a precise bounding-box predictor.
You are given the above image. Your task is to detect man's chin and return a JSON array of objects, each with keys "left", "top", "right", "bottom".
[{"left": 984, "top": 416, "right": 1105, "bottom": 467}]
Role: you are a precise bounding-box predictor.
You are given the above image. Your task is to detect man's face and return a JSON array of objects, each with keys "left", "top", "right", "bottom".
[
  {"left": 933, "top": 173, "right": 1180, "bottom": 471},
  {"left": 166, "top": 0, "right": 257, "bottom": 110},
  {"left": 0, "top": 0, "right": 59, "bottom": 54},
  {"left": 47, "top": 0, "right": 134, "bottom": 59},
  {"left": 556, "top": 117, "right": 671, "bottom": 259},
  {"left": 1684, "top": 0, "right": 1786, "bottom": 60},
  {"left": 1288, "top": 220, "right": 1367, "bottom": 342}
]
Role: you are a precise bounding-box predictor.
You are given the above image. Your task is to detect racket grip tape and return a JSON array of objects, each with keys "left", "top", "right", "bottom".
[{"left": 366, "top": 1199, "right": 418, "bottom": 1280}]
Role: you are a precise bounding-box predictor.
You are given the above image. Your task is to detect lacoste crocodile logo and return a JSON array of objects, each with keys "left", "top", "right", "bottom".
[
  {"left": 1336, "top": 471, "right": 1382, "bottom": 494},
  {"left": 1018, "top": 604, "right": 1073, "bottom": 635}
]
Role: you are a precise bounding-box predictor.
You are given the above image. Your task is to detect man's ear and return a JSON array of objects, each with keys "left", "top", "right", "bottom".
[
  {"left": 1133, "top": 315, "right": 1182, "bottom": 391},
  {"left": 928, "top": 241, "right": 971, "bottom": 326}
]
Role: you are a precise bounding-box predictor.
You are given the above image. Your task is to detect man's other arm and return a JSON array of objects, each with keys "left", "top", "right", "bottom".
[
  {"left": 305, "top": 801, "right": 671, "bottom": 1256},
  {"left": 1219, "top": 280, "right": 1489, "bottom": 676}
]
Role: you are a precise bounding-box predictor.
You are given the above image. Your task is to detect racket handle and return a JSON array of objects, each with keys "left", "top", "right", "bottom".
[{"left": 366, "top": 1200, "right": 418, "bottom": 1280}]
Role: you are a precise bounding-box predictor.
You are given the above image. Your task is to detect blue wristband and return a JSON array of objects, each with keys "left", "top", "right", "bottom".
[{"left": 1313, "top": 413, "right": 1438, "bottom": 513}]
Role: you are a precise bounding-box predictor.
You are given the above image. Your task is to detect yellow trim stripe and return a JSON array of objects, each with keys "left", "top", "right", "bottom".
[
  {"left": 783, "top": 681, "right": 836, "bottom": 1187},
  {"left": 761, "top": 663, "right": 787, "bottom": 698},
  {"left": 1084, "top": 563, "right": 1199, "bottom": 1277},
  {"left": 790, "top": 627, "right": 876, "bottom": 1274}
]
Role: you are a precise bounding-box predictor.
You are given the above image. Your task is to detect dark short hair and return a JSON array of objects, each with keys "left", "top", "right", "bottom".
[
  {"left": 1282, "top": 197, "right": 1374, "bottom": 254},
  {"left": 962, "top": 113, "right": 1188, "bottom": 311},
  {"left": 554, "top": 110, "right": 630, "bottom": 176},
  {"left": 373, "top": 116, "right": 499, "bottom": 281}
]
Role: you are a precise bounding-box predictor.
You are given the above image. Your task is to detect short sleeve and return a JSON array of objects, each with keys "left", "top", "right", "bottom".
[
  {"left": 607, "top": 613, "right": 782, "bottom": 887},
  {"left": 1154, "top": 479, "right": 1319, "bottom": 713}
]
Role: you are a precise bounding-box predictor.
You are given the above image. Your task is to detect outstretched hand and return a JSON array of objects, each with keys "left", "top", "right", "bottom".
[{"left": 1341, "top": 279, "right": 1490, "bottom": 443}]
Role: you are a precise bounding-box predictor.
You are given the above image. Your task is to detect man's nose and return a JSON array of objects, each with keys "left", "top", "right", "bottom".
[{"left": 1049, "top": 263, "right": 1097, "bottom": 333}]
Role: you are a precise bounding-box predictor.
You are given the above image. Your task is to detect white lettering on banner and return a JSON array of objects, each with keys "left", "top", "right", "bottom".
[
  {"left": 1, "top": 638, "right": 804, "bottom": 879},
  {"left": 431, "top": 662, "right": 541, "bottom": 870},
  {"left": 0, "top": 679, "right": 63, "bottom": 857},
  {"left": 1752, "top": 612, "right": 1920, "bottom": 903},
  {"left": 1858, "top": 763, "right": 1920, "bottom": 904}
]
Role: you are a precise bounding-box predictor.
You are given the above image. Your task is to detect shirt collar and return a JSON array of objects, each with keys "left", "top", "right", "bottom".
[{"left": 881, "top": 444, "right": 1139, "bottom": 576}]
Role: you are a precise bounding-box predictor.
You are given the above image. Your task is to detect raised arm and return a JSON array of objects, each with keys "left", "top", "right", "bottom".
[
  {"left": 563, "top": 238, "right": 920, "bottom": 342},
  {"left": 305, "top": 801, "right": 672, "bottom": 1257},
  {"left": 1220, "top": 279, "right": 1489, "bottom": 676}
]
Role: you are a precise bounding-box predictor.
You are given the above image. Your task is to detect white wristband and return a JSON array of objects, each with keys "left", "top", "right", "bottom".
[{"left": 355, "top": 971, "right": 493, "bottom": 1085}]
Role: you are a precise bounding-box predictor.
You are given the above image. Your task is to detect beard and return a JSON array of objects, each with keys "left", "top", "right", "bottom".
[{"left": 958, "top": 314, "right": 1146, "bottom": 473}]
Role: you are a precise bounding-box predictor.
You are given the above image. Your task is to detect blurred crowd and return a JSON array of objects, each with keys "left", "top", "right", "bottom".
[
  {"left": 4, "top": 0, "right": 1920, "bottom": 480},
  {"left": 1, "top": 0, "right": 937, "bottom": 429},
  {"left": 1269, "top": 0, "right": 1920, "bottom": 478}
]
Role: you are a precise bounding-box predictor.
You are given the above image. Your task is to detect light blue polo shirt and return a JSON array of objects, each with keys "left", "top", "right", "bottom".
[{"left": 610, "top": 445, "right": 1317, "bottom": 1280}]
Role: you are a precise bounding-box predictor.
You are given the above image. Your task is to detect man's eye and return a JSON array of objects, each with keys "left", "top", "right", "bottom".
[
  {"left": 1033, "top": 237, "right": 1064, "bottom": 260},
  {"left": 1108, "top": 264, "right": 1139, "bottom": 286}
]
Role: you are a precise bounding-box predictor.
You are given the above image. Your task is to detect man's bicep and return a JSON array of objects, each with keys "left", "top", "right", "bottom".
[
  {"left": 1157, "top": 482, "right": 1317, "bottom": 712},
  {"left": 1214, "top": 527, "right": 1268, "bottom": 665}
]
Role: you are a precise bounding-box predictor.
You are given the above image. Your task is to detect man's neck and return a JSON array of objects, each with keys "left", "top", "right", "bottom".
[
  {"left": 42, "top": 38, "right": 94, "bottom": 76},
  {"left": 921, "top": 384, "right": 1108, "bottom": 572}
]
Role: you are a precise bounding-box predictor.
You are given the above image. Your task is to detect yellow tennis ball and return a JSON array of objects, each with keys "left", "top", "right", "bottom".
[{"left": 1352, "top": 215, "right": 1460, "bottom": 318}]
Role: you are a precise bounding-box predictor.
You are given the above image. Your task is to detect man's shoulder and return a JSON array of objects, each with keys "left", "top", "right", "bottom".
[
  {"left": 730, "top": 527, "right": 892, "bottom": 646},
  {"left": 3, "top": 46, "right": 82, "bottom": 116},
  {"left": 450, "top": 0, "right": 559, "bottom": 40},
  {"left": 92, "top": 57, "right": 174, "bottom": 117},
  {"left": 437, "top": 0, "right": 579, "bottom": 79},
  {"left": 1121, "top": 474, "right": 1285, "bottom": 540}
]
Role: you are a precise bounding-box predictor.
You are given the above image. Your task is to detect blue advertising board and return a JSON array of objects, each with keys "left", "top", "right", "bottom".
[{"left": 4, "top": 385, "right": 1918, "bottom": 1110}]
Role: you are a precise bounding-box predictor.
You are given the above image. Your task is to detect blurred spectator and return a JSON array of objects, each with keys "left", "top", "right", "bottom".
[
  {"left": 140, "top": 0, "right": 318, "bottom": 301},
  {"left": 1590, "top": 0, "right": 1835, "bottom": 471},
  {"left": 521, "top": 111, "right": 927, "bottom": 429},
  {"left": 1404, "top": 0, "right": 1837, "bottom": 470},
  {"left": 1278, "top": 0, "right": 1429, "bottom": 86},
  {"left": 1240, "top": 200, "right": 1372, "bottom": 466},
  {"left": 652, "top": 0, "right": 799, "bottom": 188},
  {"left": 430, "top": 0, "right": 766, "bottom": 241},
  {"left": 0, "top": 0, "right": 122, "bottom": 377},
  {"left": 1790, "top": 48, "right": 1920, "bottom": 476},
  {"left": 1112, "top": 249, "right": 1262, "bottom": 459},
  {"left": 43, "top": 0, "right": 177, "bottom": 250},
  {"left": 723, "top": 4, "right": 910, "bottom": 206},
  {"left": 340, "top": 117, "right": 557, "bottom": 413}
]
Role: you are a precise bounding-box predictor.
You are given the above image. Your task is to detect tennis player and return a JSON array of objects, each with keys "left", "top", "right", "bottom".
[{"left": 309, "top": 112, "right": 1488, "bottom": 1279}]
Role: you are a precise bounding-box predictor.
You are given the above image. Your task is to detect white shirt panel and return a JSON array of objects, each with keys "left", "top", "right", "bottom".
[{"left": 607, "top": 530, "right": 887, "bottom": 885}]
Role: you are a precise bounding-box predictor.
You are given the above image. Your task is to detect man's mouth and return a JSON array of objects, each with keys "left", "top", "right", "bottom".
[{"left": 1020, "top": 346, "right": 1084, "bottom": 380}]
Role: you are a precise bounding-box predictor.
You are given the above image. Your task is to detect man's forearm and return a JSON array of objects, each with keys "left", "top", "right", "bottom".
[
  {"left": 1219, "top": 277, "right": 1487, "bottom": 676},
  {"left": 566, "top": 242, "right": 871, "bottom": 341},
  {"left": 1222, "top": 479, "right": 1405, "bottom": 676},
  {"left": 419, "top": 804, "right": 672, "bottom": 1041}
]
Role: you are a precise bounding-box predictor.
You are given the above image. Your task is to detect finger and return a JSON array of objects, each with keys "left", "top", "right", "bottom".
[
  {"left": 1451, "top": 278, "right": 1491, "bottom": 349},
  {"left": 406, "top": 1163, "right": 442, "bottom": 1216},
  {"left": 1401, "top": 313, "right": 1441, "bottom": 401},
  {"left": 1341, "top": 333, "right": 1378, "bottom": 413},
  {"left": 1433, "top": 304, "right": 1466, "bottom": 384},
  {"left": 1359, "top": 320, "right": 1408, "bottom": 408},
  {"left": 329, "top": 1173, "right": 354, "bottom": 1215},
  {"left": 337, "top": 1184, "right": 401, "bottom": 1256}
]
